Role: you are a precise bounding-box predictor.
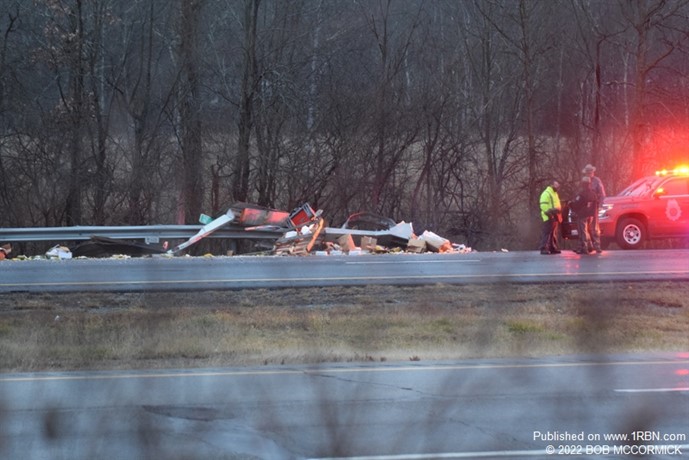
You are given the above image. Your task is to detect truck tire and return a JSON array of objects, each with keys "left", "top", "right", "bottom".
[{"left": 616, "top": 217, "right": 645, "bottom": 249}]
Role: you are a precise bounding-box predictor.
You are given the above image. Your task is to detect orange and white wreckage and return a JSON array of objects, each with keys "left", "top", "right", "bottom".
[
  {"left": 15, "top": 203, "right": 472, "bottom": 259},
  {"left": 166, "top": 203, "right": 472, "bottom": 257}
]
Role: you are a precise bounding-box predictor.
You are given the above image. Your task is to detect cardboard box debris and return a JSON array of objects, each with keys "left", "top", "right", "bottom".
[
  {"left": 419, "top": 230, "right": 449, "bottom": 252},
  {"left": 337, "top": 234, "right": 357, "bottom": 253},
  {"left": 406, "top": 238, "right": 426, "bottom": 253},
  {"left": 360, "top": 236, "right": 377, "bottom": 252}
]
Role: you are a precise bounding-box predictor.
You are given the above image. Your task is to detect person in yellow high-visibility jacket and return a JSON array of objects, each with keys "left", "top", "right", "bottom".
[{"left": 539, "top": 180, "right": 562, "bottom": 254}]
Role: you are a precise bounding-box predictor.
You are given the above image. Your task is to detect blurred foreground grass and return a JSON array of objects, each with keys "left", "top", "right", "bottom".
[{"left": 0, "top": 282, "right": 688, "bottom": 372}]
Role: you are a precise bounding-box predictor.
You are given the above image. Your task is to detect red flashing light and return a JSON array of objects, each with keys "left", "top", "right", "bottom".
[{"left": 655, "top": 165, "right": 689, "bottom": 176}]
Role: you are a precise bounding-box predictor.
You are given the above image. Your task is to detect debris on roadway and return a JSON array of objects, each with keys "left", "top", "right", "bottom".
[
  {"left": 235, "top": 202, "right": 471, "bottom": 257},
  {"left": 0, "top": 243, "right": 11, "bottom": 260},
  {"left": 45, "top": 245, "right": 73, "bottom": 260},
  {"left": 1, "top": 202, "right": 472, "bottom": 260}
]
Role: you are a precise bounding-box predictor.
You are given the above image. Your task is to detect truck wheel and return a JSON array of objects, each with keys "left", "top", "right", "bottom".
[{"left": 616, "top": 218, "right": 645, "bottom": 249}]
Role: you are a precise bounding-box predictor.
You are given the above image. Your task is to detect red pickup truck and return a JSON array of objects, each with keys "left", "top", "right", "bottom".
[{"left": 562, "top": 167, "right": 689, "bottom": 249}]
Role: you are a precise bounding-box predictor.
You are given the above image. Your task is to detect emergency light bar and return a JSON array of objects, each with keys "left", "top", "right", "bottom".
[{"left": 655, "top": 165, "right": 689, "bottom": 176}]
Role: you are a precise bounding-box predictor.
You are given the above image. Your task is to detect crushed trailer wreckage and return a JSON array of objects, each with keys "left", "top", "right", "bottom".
[
  {"left": 166, "top": 203, "right": 472, "bottom": 257},
  {"left": 1, "top": 203, "right": 472, "bottom": 260}
]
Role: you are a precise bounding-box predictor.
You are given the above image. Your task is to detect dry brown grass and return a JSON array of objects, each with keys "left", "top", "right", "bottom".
[{"left": 0, "top": 282, "right": 688, "bottom": 372}]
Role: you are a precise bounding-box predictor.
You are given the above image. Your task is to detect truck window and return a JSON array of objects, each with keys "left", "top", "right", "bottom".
[
  {"left": 620, "top": 177, "right": 660, "bottom": 197},
  {"left": 660, "top": 178, "right": 689, "bottom": 196}
]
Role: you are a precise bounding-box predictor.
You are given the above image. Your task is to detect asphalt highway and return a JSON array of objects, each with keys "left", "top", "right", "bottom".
[
  {"left": 2, "top": 249, "right": 689, "bottom": 459},
  {"left": 2, "top": 248, "right": 689, "bottom": 293},
  {"left": 0, "top": 354, "right": 687, "bottom": 459}
]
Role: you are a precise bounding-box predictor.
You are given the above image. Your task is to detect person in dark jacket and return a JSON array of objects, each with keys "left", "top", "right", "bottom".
[
  {"left": 582, "top": 164, "right": 606, "bottom": 252},
  {"left": 569, "top": 176, "right": 597, "bottom": 254}
]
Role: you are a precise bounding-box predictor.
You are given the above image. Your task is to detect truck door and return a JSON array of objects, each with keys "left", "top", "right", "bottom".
[{"left": 650, "top": 177, "right": 689, "bottom": 237}]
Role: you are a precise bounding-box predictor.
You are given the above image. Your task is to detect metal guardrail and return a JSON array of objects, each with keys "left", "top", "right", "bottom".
[{"left": 0, "top": 225, "right": 284, "bottom": 244}]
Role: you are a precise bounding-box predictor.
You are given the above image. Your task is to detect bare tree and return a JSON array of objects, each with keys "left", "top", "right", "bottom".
[
  {"left": 176, "top": 0, "right": 205, "bottom": 223},
  {"left": 616, "top": 0, "right": 689, "bottom": 178},
  {"left": 233, "top": 0, "right": 259, "bottom": 203},
  {"left": 358, "top": 0, "right": 422, "bottom": 216},
  {"left": 456, "top": 1, "right": 528, "bottom": 246},
  {"left": 0, "top": 4, "right": 19, "bottom": 221},
  {"left": 34, "top": 0, "right": 90, "bottom": 226},
  {"left": 5, "top": 0, "right": 689, "bottom": 251}
]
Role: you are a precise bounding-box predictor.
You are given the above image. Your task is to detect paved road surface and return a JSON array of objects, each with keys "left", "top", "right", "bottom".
[
  {"left": 2, "top": 249, "right": 689, "bottom": 293},
  {"left": 1, "top": 354, "right": 688, "bottom": 459}
]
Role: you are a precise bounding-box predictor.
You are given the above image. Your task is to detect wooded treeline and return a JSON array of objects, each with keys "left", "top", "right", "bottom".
[{"left": 2, "top": 0, "right": 689, "bottom": 250}]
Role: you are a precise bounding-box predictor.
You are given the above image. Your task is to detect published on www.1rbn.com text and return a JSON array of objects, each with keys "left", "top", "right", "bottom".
[{"left": 533, "top": 430, "right": 687, "bottom": 456}]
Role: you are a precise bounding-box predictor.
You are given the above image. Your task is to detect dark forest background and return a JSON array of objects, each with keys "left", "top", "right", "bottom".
[{"left": 2, "top": 0, "right": 689, "bottom": 251}]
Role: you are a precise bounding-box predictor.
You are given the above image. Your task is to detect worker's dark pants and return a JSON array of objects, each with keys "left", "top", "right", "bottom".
[
  {"left": 590, "top": 207, "right": 602, "bottom": 250},
  {"left": 539, "top": 218, "right": 559, "bottom": 252},
  {"left": 576, "top": 215, "right": 593, "bottom": 252}
]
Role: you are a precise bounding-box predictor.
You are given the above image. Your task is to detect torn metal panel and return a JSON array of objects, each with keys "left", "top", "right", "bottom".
[
  {"left": 167, "top": 203, "right": 322, "bottom": 256},
  {"left": 323, "top": 221, "right": 413, "bottom": 249},
  {"left": 238, "top": 207, "right": 290, "bottom": 227},
  {"left": 341, "top": 212, "right": 396, "bottom": 231},
  {"left": 169, "top": 211, "right": 235, "bottom": 254},
  {"left": 288, "top": 203, "right": 319, "bottom": 228}
]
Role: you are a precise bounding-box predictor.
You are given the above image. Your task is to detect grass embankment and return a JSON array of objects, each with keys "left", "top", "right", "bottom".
[{"left": 0, "top": 282, "right": 688, "bottom": 372}]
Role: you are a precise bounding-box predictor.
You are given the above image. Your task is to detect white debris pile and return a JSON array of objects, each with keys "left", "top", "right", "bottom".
[
  {"left": 277, "top": 217, "right": 472, "bottom": 256},
  {"left": 45, "top": 245, "right": 72, "bottom": 260}
]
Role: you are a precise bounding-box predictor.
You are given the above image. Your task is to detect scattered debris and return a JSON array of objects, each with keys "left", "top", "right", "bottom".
[
  {"left": 341, "top": 212, "right": 396, "bottom": 231},
  {"left": 165, "top": 202, "right": 472, "bottom": 257},
  {"left": 72, "top": 236, "right": 168, "bottom": 258},
  {"left": 360, "top": 236, "right": 377, "bottom": 252},
  {"left": 273, "top": 205, "right": 471, "bottom": 256},
  {"left": 419, "top": 230, "right": 452, "bottom": 252},
  {"left": 0, "top": 243, "right": 11, "bottom": 260},
  {"left": 5, "top": 202, "right": 473, "bottom": 259},
  {"left": 288, "top": 203, "right": 320, "bottom": 228},
  {"left": 168, "top": 210, "right": 235, "bottom": 254},
  {"left": 46, "top": 245, "right": 73, "bottom": 260},
  {"left": 406, "top": 238, "right": 426, "bottom": 253},
  {"left": 273, "top": 216, "right": 326, "bottom": 255},
  {"left": 236, "top": 204, "right": 289, "bottom": 227}
]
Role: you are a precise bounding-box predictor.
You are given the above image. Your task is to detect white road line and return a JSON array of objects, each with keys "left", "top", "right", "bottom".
[
  {"left": 615, "top": 387, "right": 689, "bottom": 393},
  {"left": 344, "top": 259, "right": 481, "bottom": 265},
  {"left": 1, "top": 359, "right": 687, "bottom": 383},
  {"left": 309, "top": 446, "right": 687, "bottom": 460},
  {"left": 4, "top": 269, "right": 688, "bottom": 288},
  {"left": 309, "top": 449, "right": 546, "bottom": 459}
]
